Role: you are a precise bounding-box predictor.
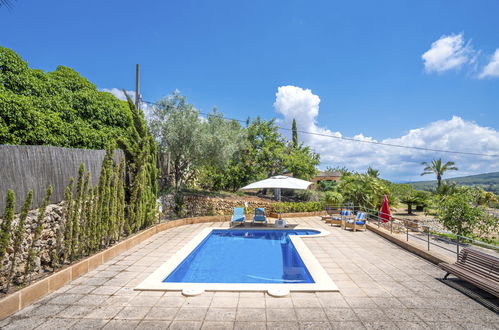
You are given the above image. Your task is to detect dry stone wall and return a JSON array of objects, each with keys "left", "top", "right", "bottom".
[
  {"left": 0, "top": 203, "right": 63, "bottom": 288},
  {"left": 161, "top": 194, "right": 276, "bottom": 219}
]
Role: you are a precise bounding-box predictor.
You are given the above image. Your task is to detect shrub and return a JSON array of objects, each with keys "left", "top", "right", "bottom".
[{"left": 272, "top": 201, "right": 323, "bottom": 213}]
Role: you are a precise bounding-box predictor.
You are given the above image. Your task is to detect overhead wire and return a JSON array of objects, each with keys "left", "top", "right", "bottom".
[{"left": 141, "top": 99, "right": 499, "bottom": 158}]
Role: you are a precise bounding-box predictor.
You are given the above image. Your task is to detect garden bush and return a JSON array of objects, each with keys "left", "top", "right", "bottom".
[{"left": 272, "top": 201, "right": 323, "bottom": 213}]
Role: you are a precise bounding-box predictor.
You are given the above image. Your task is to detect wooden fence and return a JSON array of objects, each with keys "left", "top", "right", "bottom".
[{"left": 0, "top": 145, "right": 123, "bottom": 212}]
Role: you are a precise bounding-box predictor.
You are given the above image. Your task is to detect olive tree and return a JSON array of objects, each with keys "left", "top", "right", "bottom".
[{"left": 148, "top": 92, "right": 244, "bottom": 189}]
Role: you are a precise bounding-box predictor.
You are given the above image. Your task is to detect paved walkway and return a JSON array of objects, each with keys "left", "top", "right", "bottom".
[{"left": 1, "top": 217, "right": 497, "bottom": 330}]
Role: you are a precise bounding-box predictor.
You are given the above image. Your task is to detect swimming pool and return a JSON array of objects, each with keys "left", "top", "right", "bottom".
[
  {"left": 164, "top": 229, "right": 320, "bottom": 284},
  {"left": 136, "top": 227, "right": 338, "bottom": 295}
]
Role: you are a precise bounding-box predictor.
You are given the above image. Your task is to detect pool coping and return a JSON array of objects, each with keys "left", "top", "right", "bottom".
[{"left": 135, "top": 227, "right": 338, "bottom": 295}]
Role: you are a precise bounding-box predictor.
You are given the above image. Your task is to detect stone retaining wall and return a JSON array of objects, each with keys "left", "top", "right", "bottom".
[
  {"left": 161, "top": 194, "right": 275, "bottom": 218},
  {"left": 0, "top": 203, "right": 65, "bottom": 289}
]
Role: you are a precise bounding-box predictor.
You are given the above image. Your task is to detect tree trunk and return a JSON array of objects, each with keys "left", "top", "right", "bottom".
[{"left": 407, "top": 203, "right": 413, "bottom": 214}]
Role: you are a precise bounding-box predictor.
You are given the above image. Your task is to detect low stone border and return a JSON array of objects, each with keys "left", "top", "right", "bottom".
[
  {"left": 269, "top": 211, "right": 327, "bottom": 218},
  {"left": 366, "top": 223, "right": 454, "bottom": 265},
  {"left": 0, "top": 214, "right": 230, "bottom": 320}
]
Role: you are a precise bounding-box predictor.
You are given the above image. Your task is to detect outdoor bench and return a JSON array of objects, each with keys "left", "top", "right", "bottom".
[{"left": 439, "top": 248, "right": 499, "bottom": 297}]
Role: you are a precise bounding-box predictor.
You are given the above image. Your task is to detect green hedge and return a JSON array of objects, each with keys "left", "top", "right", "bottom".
[{"left": 272, "top": 201, "right": 323, "bottom": 213}]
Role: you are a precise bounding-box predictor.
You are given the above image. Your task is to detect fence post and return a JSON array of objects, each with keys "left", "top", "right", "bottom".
[
  {"left": 456, "top": 236, "right": 460, "bottom": 260},
  {"left": 390, "top": 220, "right": 393, "bottom": 234},
  {"left": 406, "top": 227, "right": 409, "bottom": 241}
]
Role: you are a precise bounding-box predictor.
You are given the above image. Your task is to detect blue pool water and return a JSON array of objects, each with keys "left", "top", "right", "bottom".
[{"left": 163, "top": 229, "right": 319, "bottom": 284}]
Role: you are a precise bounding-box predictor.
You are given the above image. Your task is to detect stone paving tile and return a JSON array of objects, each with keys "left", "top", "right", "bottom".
[
  {"left": 266, "top": 308, "right": 297, "bottom": 322},
  {"left": 393, "top": 321, "right": 430, "bottom": 329},
  {"left": 57, "top": 304, "right": 95, "bottom": 318},
  {"left": 210, "top": 296, "right": 239, "bottom": 308},
  {"left": 204, "top": 308, "right": 236, "bottom": 321},
  {"left": 294, "top": 308, "right": 328, "bottom": 321},
  {"left": 362, "top": 321, "right": 399, "bottom": 329},
  {"left": 324, "top": 308, "right": 360, "bottom": 322},
  {"left": 74, "top": 293, "right": 111, "bottom": 306},
  {"left": 114, "top": 306, "right": 152, "bottom": 319},
  {"left": 102, "top": 319, "right": 140, "bottom": 329},
  {"left": 265, "top": 296, "right": 294, "bottom": 308},
  {"left": 330, "top": 321, "right": 366, "bottom": 329},
  {"left": 144, "top": 306, "right": 179, "bottom": 320},
  {"left": 84, "top": 305, "right": 124, "bottom": 319},
  {"left": 136, "top": 320, "right": 171, "bottom": 329},
  {"left": 2, "top": 316, "right": 46, "bottom": 330},
  {"left": 267, "top": 321, "right": 300, "bottom": 330},
  {"left": 35, "top": 317, "right": 77, "bottom": 330},
  {"left": 169, "top": 320, "right": 203, "bottom": 329},
  {"left": 174, "top": 307, "right": 208, "bottom": 321},
  {"left": 70, "top": 318, "right": 109, "bottom": 330},
  {"left": 238, "top": 297, "right": 265, "bottom": 308},
  {"left": 235, "top": 308, "right": 266, "bottom": 322},
  {"left": 233, "top": 321, "right": 266, "bottom": 330},
  {"left": 200, "top": 321, "right": 234, "bottom": 329}
]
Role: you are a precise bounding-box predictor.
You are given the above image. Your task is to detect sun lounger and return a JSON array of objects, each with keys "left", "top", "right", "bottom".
[
  {"left": 253, "top": 207, "right": 267, "bottom": 224},
  {"left": 231, "top": 207, "right": 246, "bottom": 227}
]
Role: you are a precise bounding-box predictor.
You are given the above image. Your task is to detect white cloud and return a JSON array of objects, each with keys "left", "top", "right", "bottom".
[
  {"left": 479, "top": 49, "right": 499, "bottom": 78},
  {"left": 102, "top": 88, "right": 138, "bottom": 101},
  {"left": 274, "top": 85, "right": 499, "bottom": 181},
  {"left": 422, "top": 33, "right": 476, "bottom": 73}
]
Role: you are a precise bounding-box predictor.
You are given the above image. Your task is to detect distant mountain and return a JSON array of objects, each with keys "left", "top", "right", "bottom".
[{"left": 409, "top": 171, "right": 499, "bottom": 194}]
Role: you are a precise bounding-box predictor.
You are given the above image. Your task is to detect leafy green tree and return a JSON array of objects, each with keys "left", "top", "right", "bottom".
[
  {"left": 149, "top": 92, "right": 243, "bottom": 189},
  {"left": 338, "top": 174, "right": 390, "bottom": 209},
  {"left": 421, "top": 159, "right": 458, "bottom": 189},
  {"left": 292, "top": 118, "right": 298, "bottom": 148},
  {"left": 0, "top": 47, "right": 133, "bottom": 148},
  {"left": 285, "top": 144, "right": 319, "bottom": 180},
  {"left": 438, "top": 189, "right": 484, "bottom": 237},
  {"left": 323, "top": 191, "right": 344, "bottom": 206}
]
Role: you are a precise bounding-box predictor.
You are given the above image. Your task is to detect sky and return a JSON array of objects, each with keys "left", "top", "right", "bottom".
[{"left": 1, "top": 0, "right": 499, "bottom": 181}]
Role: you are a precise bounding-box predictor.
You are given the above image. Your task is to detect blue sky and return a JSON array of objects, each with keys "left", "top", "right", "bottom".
[{"left": 1, "top": 0, "right": 499, "bottom": 181}]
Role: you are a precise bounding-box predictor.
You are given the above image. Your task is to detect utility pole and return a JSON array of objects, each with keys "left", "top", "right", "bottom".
[{"left": 135, "top": 64, "right": 141, "bottom": 109}]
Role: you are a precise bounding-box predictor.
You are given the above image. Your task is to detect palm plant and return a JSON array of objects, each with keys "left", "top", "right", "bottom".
[{"left": 421, "top": 159, "right": 458, "bottom": 189}]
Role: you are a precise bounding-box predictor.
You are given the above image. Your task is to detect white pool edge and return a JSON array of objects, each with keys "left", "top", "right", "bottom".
[{"left": 135, "top": 227, "right": 338, "bottom": 294}]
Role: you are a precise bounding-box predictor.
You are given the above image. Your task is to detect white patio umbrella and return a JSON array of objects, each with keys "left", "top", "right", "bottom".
[{"left": 240, "top": 175, "right": 312, "bottom": 201}]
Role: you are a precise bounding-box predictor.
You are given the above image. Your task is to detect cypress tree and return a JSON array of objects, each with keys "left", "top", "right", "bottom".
[
  {"left": 70, "top": 164, "right": 85, "bottom": 260},
  {"left": 292, "top": 118, "right": 298, "bottom": 148},
  {"left": 62, "top": 178, "right": 74, "bottom": 262},
  {"left": 108, "top": 161, "right": 120, "bottom": 244},
  {"left": 5, "top": 190, "right": 32, "bottom": 292},
  {"left": 0, "top": 190, "right": 15, "bottom": 285},
  {"left": 80, "top": 172, "right": 91, "bottom": 256},
  {"left": 90, "top": 186, "right": 99, "bottom": 252},
  {"left": 24, "top": 185, "right": 52, "bottom": 284},
  {"left": 116, "top": 159, "right": 126, "bottom": 239}
]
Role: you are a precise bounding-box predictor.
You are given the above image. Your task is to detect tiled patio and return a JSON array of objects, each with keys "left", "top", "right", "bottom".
[{"left": 1, "top": 217, "right": 497, "bottom": 330}]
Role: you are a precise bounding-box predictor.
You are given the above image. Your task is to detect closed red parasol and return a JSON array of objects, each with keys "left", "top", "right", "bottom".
[{"left": 380, "top": 195, "right": 391, "bottom": 223}]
